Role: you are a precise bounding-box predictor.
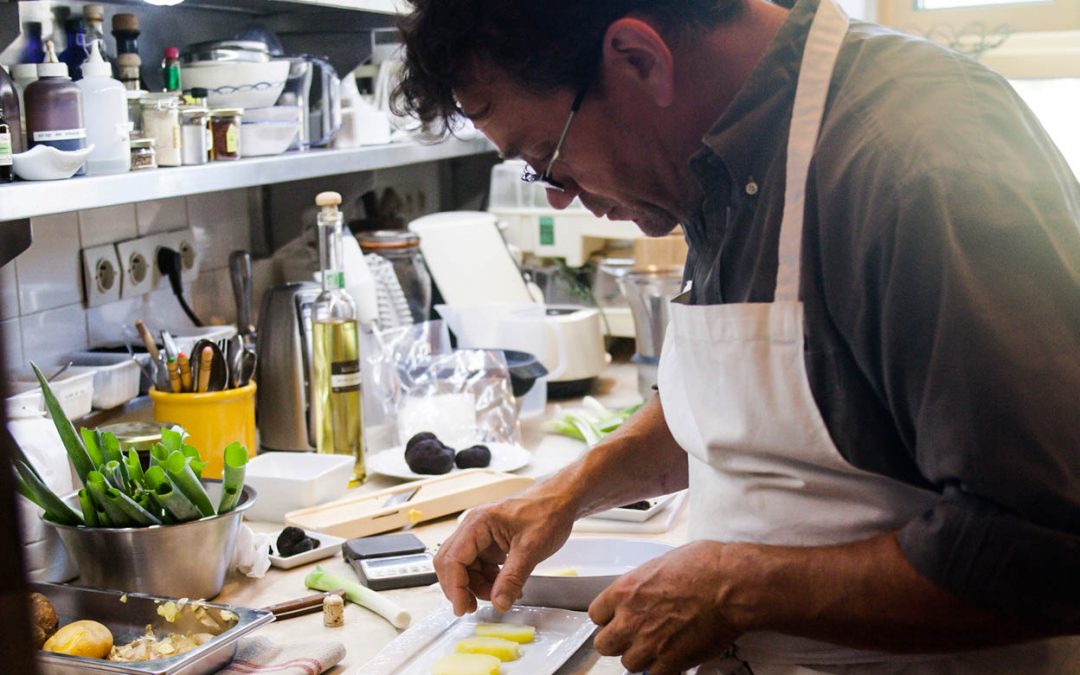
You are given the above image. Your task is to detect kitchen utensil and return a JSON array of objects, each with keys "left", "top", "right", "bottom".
[
  {"left": 262, "top": 590, "right": 345, "bottom": 620},
  {"left": 244, "top": 452, "right": 354, "bottom": 521},
  {"left": 285, "top": 469, "right": 534, "bottom": 539},
  {"left": 228, "top": 250, "right": 256, "bottom": 346},
  {"left": 362, "top": 605, "right": 596, "bottom": 675},
  {"left": 161, "top": 330, "right": 180, "bottom": 360},
  {"left": 267, "top": 531, "right": 345, "bottom": 570},
  {"left": 256, "top": 281, "right": 321, "bottom": 452},
  {"left": 45, "top": 360, "right": 73, "bottom": 383},
  {"left": 148, "top": 384, "right": 257, "bottom": 479},
  {"left": 46, "top": 482, "right": 256, "bottom": 598},
  {"left": 11, "top": 143, "right": 94, "bottom": 180},
  {"left": 226, "top": 335, "right": 243, "bottom": 389},
  {"left": 32, "top": 581, "right": 273, "bottom": 675},
  {"left": 617, "top": 265, "right": 683, "bottom": 400},
  {"left": 191, "top": 338, "right": 228, "bottom": 392},
  {"left": 519, "top": 538, "right": 674, "bottom": 611},
  {"left": 365, "top": 442, "right": 531, "bottom": 481},
  {"left": 238, "top": 349, "right": 256, "bottom": 387}
]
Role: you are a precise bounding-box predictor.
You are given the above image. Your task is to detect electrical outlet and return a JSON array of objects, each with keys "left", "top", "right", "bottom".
[
  {"left": 81, "top": 244, "right": 121, "bottom": 307},
  {"left": 169, "top": 228, "right": 201, "bottom": 284},
  {"left": 115, "top": 238, "right": 155, "bottom": 298}
]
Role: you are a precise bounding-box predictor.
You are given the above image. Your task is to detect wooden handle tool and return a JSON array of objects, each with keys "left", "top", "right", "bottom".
[
  {"left": 166, "top": 358, "right": 181, "bottom": 393},
  {"left": 196, "top": 346, "right": 213, "bottom": 393},
  {"left": 178, "top": 353, "right": 192, "bottom": 392},
  {"left": 262, "top": 590, "right": 345, "bottom": 621},
  {"left": 135, "top": 320, "right": 159, "bottom": 362}
]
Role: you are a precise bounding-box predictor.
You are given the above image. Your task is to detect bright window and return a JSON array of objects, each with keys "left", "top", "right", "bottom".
[
  {"left": 918, "top": 0, "right": 1050, "bottom": 9},
  {"left": 1010, "top": 78, "right": 1080, "bottom": 178}
]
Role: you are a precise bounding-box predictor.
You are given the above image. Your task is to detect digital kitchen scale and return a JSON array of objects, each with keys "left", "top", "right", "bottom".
[{"left": 343, "top": 533, "right": 438, "bottom": 591}]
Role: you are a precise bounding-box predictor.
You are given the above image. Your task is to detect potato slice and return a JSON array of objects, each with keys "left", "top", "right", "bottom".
[
  {"left": 42, "top": 620, "right": 113, "bottom": 659},
  {"left": 474, "top": 622, "right": 536, "bottom": 644},
  {"left": 455, "top": 636, "right": 520, "bottom": 661},
  {"left": 432, "top": 652, "right": 501, "bottom": 675}
]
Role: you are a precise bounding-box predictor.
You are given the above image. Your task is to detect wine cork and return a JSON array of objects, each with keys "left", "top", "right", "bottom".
[
  {"left": 323, "top": 593, "right": 344, "bottom": 627},
  {"left": 315, "top": 191, "right": 342, "bottom": 208}
]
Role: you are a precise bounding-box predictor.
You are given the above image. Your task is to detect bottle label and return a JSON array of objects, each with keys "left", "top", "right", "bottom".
[
  {"left": 0, "top": 132, "right": 12, "bottom": 166},
  {"left": 330, "top": 360, "right": 361, "bottom": 393},
  {"left": 32, "top": 128, "right": 87, "bottom": 142},
  {"left": 225, "top": 123, "right": 238, "bottom": 154},
  {"left": 325, "top": 271, "right": 345, "bottom": 290}
]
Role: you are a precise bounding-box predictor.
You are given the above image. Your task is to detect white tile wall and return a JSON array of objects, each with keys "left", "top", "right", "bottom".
[
  {"left": 2, "top": 189, "right": 254, "bottom": 371},
  {"left": 16, "top": 212, "right": 83, "bottom": 315},
  {"left": 78, "top": 204, "right": 138, "bottom": 248}
]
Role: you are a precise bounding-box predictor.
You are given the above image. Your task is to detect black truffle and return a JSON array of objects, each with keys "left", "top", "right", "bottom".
[
  {"left": 405, "top": 438, "right": 456, "bottom": 474},
  {"left": 454, "top": 444, "right": 492, "bottom": 469},
  {"left": 405, "top": 431, "right": 440, "bottom": 454},
  {"left": 276, "top": 526, "right": 320, "bottom": 557}
]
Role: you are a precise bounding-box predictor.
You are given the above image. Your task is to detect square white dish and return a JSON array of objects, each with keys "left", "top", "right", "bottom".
[
  {"left": 267, "top": 529, "right": 345, "bottom": 570},
  {"left": 591, "top": 492, "right": 678, "bottom": 522},
  {"left": 245, "top": 452, "right": 355, "bottom": 521},
  {"left": 362, "top": 604, "right": 596, "bottom": 675}
]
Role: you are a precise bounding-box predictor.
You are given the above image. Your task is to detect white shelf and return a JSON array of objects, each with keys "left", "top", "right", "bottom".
[
  {"left": 272, "top": 0, "right": 411, "bottom": 12},
  {"left": 0, "top": 137, "right": 494, "bottom": 222}
]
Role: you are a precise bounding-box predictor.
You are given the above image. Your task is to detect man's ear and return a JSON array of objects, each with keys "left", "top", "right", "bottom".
[{"left": 602, "top": 17, "right": 676, "bottom": 107}]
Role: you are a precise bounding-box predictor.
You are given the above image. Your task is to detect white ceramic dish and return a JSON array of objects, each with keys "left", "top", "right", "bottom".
[
  {"left": 519, "top": 538, "right": 674, "bottom": 611},
  {"left": 12, "top": 144, "right": 94, "bottom": 181},
  {"left": 362, "top": 604, "right": 596, "bottom": 675},
  {"left": 240, "top": 121, "right": 298, "bottom": 157},
  {"left": 573, "top": 491, "right": 687, "bottom": 535},
  {"left": 245, "top": 452, "right": 355, "bottom": 522},
  {"left": 591, "top": 492, "right": 678, "bottom": 522},
  {"left": 182, "top": 60, "right": 290, "bottom": 109},
  {"left": 366, "top": 442, "right": 531, "bottom": 481},
  {"left": 267, "top": 529, "right": 344, "bottom": 570}
]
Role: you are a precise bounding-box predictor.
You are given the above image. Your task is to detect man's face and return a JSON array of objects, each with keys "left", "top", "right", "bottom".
[{"left": 457, "top": 65, "right": 684, "bottom": 237}]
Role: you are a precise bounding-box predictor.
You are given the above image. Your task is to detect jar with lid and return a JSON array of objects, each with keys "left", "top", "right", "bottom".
[
  {"left": 357, "top": 230, "right": 433, "bottom": 323},
  {"left": 180, "top": 106, "right": 209, "bottom": 165},
  {"left": 209, "top": 108, "right": 242, "bottom": 161},
  {"left": 140, "top": 92, "right": 181, "bottom": 166},
  {"left": 125, "top": 89, "right": 146, "bottom": 137},
  {"left": 129, "top": 137, "right": 156, "bottom": 170}
]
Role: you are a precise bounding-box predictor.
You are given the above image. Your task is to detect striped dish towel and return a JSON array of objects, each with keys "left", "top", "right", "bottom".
[{"left": 215, "top": 636, "right": 345, "bottom": 675}]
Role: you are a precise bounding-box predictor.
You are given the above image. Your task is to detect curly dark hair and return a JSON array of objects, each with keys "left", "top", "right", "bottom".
[{"left": 392, "top": 0, "right": 745, "bottom": 138}]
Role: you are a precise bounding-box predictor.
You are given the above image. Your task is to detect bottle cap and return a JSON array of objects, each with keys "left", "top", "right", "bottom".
[
  {"left": 84, "top": 4, "right": 105, "bottom": 22},
  {"left": 112, "top": 13, "right": 140, "bottom": 32},
  {"left": 81, "top": 40, "right": 112, "bottom": 79},
  {"left": 11, "top": 63, "right": 38, "bottom": 81},
  {"left": 316, "top": 191, "right": 343, "bottom": 211},
  {"left": 37, "top": 41, "right": 70, "bottom": 78},
  {"left": 164, "top": 46, "right": 179, "bottom": 59}
]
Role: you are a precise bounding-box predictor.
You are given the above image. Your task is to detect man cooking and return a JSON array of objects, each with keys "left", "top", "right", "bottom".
[{"left": 392, "top": 0, "right": 1080, "bottom": 672}]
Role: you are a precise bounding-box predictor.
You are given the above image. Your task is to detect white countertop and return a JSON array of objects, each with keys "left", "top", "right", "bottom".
[{"left": 216, "top": 360, "right": 688, "bottom": 674}]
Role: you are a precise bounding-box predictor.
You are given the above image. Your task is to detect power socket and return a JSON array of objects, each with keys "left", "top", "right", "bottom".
[
  {"left": 115, "top": 238, "right": 155, "bottom": 298},
  {"left": 143, "top": 232, "right": 177, "bottom": 291},
  {"left": 81, "top": 244, "right": 121, "bottom": 307},
  {"left": 169, "top": 228, "right": 201, "bottom": 284}
]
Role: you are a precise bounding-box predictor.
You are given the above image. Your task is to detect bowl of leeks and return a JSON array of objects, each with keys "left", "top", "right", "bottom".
[{"left": 12, "top": 363, "right": 255, "bottom": 599}]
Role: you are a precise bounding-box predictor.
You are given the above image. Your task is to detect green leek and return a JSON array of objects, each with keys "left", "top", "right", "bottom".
[
  {"left": 216, "top": 442, "right": 248, "bottom": 514},
  {"left": 30, "top": 362, "right": 95, "bottom": 484},
  {"left": 144, "top": 465, "right": 201, "bottom": 522},
  {"left": 165, "top": 451, "right": 214, "bottom": 517},
  {"left": 305, "top": 565, "right": 411, "bottom": 629}
]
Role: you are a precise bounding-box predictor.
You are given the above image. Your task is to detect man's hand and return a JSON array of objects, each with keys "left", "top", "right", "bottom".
[
  {"left": 434, "top": 487, "right": 576, "bottom": 615},
  {"left": 589, "top": 540, "right": 741, "bottom": 675}
]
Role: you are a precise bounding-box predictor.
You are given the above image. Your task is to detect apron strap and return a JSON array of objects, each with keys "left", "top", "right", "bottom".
[{"left": 774, "top": 0, "right": 850, "bottom": 303}]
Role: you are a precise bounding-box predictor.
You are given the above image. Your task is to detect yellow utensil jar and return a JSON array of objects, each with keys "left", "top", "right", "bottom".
[{"left": 148, "top": 382, "right": 256, "bottom": 478}]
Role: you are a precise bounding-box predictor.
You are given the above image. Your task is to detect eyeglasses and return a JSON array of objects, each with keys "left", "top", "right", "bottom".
[{"left": 520, "top": 83, "right": 590, "bottom": 192}]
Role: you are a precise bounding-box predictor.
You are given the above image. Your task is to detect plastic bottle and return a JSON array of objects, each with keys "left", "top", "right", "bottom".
[
  {"left": 0, "top": 64, "right": 24, "bottom": 154},
  {"left": 162, "top": 47, "right": 182, "bottom": 93},
  {"left": 25, "top": 41, "right": 87, "bottom": 175},
  {"left": 112, "top": 13, "right": 143, "bottom": 91},
  {"left": 78, "top": 41, "right": 130, "bottom": 175}
]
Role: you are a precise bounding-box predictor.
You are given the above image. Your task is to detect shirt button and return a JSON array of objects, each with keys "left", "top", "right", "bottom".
[{"left": 745, "top": 181, "right": 759, "bottom": 196}]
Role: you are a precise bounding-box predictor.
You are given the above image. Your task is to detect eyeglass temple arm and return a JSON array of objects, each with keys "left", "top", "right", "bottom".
[{"left": 545, "top": 86, "right": 590, "bottom": 173}]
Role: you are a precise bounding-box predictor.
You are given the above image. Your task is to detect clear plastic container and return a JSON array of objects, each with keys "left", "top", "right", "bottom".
[
  {"left": 67, "top": 355, "right": 141, "bottom": 409},
  {"left": 5, "top": 368, "right": 96, "bottom": 419},
  {"left": 357, "top": 230, "right": 432, "bottom": 323}
]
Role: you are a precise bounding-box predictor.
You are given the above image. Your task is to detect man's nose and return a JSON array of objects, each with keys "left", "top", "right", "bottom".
[{"left": 545, "top": 184, "right": 578, "bottom": 210}]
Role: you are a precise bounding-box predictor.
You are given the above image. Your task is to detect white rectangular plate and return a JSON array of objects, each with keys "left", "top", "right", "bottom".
[
  {"left": 591, "top": 492, "right": 678, "bottom": 522},
  {"left": 362, "top": 604, "right": 596, "bottom": 675},
  {"left": 268, "top": 530, "right": 345, "bottom": 570}
]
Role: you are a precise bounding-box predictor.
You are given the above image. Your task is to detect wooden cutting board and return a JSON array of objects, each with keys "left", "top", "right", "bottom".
[{"left": 284, "top": 469, "right": 534, "bottom": 539}]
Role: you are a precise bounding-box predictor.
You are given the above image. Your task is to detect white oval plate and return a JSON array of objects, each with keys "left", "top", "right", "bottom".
[{"left": 366, "top": 442, "right": 531, "bottom": 481}]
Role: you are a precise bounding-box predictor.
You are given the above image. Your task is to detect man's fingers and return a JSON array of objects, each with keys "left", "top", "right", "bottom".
[
  {"left": 490, "top": 544, "right": 539, "bottom": 611},
  {"left": 588, "top": 585, "right": 617, "bottom": 627},
  {"left": 592, "top": 617, "right": 634, "bottom": 657},
  {"left": 467, "top": 564, "right": 494, "bottom": 601},
  {"left": 434, "top": 517, "right": 497, "bottom": 615}
]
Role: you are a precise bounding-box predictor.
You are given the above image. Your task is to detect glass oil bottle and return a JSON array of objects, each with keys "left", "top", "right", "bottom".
[{"left": 311, "top": 191, "right": 365, "bottom": 482}]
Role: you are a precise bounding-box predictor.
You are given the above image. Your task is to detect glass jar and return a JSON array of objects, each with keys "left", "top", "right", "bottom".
[
  {"left": 140, "top": 92, "right": 181, "bottom": 166},
  {"left": 209, "top": 108, "right": 242, "bottom": 161},
  {"left": 357, "top": 230, "right": 432, "bottom": 323},
  {"left": 179, "top": 106, "right": 209, "bottom": 165},
  {"left": 125, "top": 89, "right": 146, "bottom": 137},
  {"left": 129, "top": 137, "right": 156, "bottom": 170}
]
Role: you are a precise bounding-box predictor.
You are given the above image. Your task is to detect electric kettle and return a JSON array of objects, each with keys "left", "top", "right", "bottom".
[
  {"left": 277, "top": 55, "right": 342, "bottom": 148},
  {"left": 256, "top": 282, "right": 321, "bottom": 451}
]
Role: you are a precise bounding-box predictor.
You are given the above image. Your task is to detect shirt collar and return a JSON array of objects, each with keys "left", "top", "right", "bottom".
[{"left": 690, "top": 0, "right": 823, "bottom": 192}]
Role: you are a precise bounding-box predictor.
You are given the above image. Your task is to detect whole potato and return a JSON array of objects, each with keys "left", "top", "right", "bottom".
[
  {"left": 42, "top": 619, "right": 114, "bottom": 659},
  {"left": 29, "top": 592, "right": 59, "bottom": 648}
]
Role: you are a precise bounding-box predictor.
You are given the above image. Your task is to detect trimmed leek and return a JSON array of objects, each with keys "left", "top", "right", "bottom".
[
  {"left": 165, "top": 451, "right": 214, "bottom": 517},
  {"left": 305, "top": 565, "right": 412, "bottom": 629},
  {"left": 78, "top": 489, "right": 99, "bottom": 527},
  {"left": 89, "top": 471, "right": 160, "bottom": 526},
  {"left": 101, "top": 432, "right": 122, "bottom": 464},
  {"left": 86, "top": 471, "right": 133, "bottom": 527},
  {"left": 144, "top": 465, "right": 201, "bottom": 522},
  {"left": 181, "top": 444, "right": 205, "bottom": 478},
  {"left": 216, "top": 442, "right": 248, "bottom": 514},
  {"left": 13, "top": 460, "right": 83, "bottom": 526},
  {"left": 30, "top": 362, "right": 95, "bottom": 484},
  {"left": 103, "top": 460, "right": 128, "bottom": 493},
  {"left": 125, "top": 449, "right": 144, "bottom": 488},
  {"left": 149, "top": 443, "right": 169, "bottom": 470},
  {"left": 80, "top": 428, "right": 105, "bottom": 469}
]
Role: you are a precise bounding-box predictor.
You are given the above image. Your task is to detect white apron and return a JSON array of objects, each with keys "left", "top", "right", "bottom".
[{"left": 656, "top": 0, "right": 1080, "bottom": 671}]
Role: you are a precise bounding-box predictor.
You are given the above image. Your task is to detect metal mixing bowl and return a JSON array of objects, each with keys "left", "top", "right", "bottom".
[{"left": 47, "top": 481, "right": 256, "bottom": 599}]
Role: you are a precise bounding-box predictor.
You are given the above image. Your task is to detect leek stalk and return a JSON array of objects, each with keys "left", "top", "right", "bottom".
[
  {"left": 216, "top": 442, "right": 248, "bottom": 514},
  {"left": 164, "top": 451, "right": 215, "bottom": 517},
  {"left": 305, "top": 565, "right": 411, "bottom": 629}
]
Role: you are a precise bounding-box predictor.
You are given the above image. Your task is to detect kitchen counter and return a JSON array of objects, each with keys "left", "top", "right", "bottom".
[{"left": 213, "top": 360, "right": 688, "bottom": 674}]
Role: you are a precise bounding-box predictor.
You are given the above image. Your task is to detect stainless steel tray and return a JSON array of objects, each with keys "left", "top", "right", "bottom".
[{"left": 33, "top": 582, "right": 274, "bottom": 675}]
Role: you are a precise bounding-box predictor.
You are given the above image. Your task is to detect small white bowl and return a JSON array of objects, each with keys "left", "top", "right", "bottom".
[
  {"left": 519, "top": 537, "right": 674, "bottom": 610},
  {"left": 244, "top": 452, "right": 355, "bottom": 522},
  {"left": 240, "top": 121, "right": 298, "bottom": 157},
  {"left": 12, "top": 144, "right": 94, "bottom": 181}
]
